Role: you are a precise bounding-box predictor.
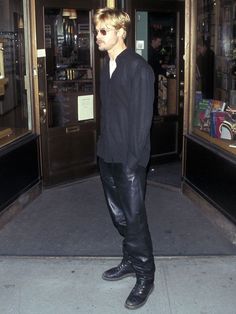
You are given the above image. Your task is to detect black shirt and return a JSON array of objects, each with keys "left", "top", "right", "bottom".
[
  {"left": 148, "top": 46, "right": 166, "bottom": 78},
  {"left": 97, "top": 48, "right": 154, "bottom": 169}
]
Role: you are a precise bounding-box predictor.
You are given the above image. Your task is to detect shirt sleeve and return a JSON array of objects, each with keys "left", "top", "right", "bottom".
[{"left": 127, "top": 62, "right": 155, "bottom": 169}]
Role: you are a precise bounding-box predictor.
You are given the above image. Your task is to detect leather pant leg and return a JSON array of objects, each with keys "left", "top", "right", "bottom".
[
  {"left": 99, "top": 158, "right": 155, "bottom": 280},
  {"left": 99, "top": 158, "right": 127, "bottom": 238}
]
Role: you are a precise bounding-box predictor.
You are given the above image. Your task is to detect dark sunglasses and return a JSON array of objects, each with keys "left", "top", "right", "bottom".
[{"left": 93, "top": 28, "right": 114, "bottom": 36}]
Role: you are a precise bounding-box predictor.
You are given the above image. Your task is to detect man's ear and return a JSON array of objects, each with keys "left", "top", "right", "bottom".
[{"left": 117, "top": 28, "right": 126, "bottom": 39}]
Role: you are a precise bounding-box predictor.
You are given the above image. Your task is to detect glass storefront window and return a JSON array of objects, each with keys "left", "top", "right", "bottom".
[
  {"left": 192, "top": 0, "right": 236, "bottom": 154},
  {"left": 0, "top": 0, "right": 32, "bottom": 147}
]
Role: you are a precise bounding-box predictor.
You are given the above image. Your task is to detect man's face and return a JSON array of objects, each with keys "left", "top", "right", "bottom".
[
  {"left": 95, "top": 22, "right": 119, "bottom": 52},
  {"left": 152, "top": 38, "right": 162, "bottom": 49}
]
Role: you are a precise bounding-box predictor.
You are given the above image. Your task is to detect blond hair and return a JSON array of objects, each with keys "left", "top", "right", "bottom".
[{"left": 93, "top": 7, "right": 131, "bottom": 32}]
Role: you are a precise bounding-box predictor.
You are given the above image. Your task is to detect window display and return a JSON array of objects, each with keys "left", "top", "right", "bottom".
[
  {"left": 193, "top": 0, "right": 236, "bottom": 154},
  {"left": 0, "top": 0, "right": 32, "bottom": 147}
]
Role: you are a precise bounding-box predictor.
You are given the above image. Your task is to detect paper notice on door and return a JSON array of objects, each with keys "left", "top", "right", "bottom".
[
  {"left": 78, "top": 95, "right": 94, "bottom": 121},
  {"left": 37, "top": 49, "right": 46, "bottom": 58}
]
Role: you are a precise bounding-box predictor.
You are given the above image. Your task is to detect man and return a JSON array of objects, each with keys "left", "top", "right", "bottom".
[
  {"left": 148, "top": 33, "right": 166, "bottom": 114},
  {"left": 93, "top": 8, "right": 155, "bottom": 310},
  {"left": 148, "top": 33, "right": 165, "bottom": 76}
]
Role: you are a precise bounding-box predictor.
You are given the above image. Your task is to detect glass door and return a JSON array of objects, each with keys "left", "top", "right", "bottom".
[
  {"left": 36, "top": 0, "right": 100, "bottom": 186},
  {"left": 45, "top": 8, "right": 94, "bottom": 128}
]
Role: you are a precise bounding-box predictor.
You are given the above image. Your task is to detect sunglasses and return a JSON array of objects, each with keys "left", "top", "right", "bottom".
[{"left": 93, "top": 28, "right": 114, "bottom": 36}]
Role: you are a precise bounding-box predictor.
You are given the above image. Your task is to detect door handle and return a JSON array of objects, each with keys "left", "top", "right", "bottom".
[{"left": 40, "top": 108, "right": 47, "bottom": 124}]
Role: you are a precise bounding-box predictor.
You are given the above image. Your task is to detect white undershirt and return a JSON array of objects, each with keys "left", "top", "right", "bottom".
[{"left": 109, "top": 59, "right": 117, "bottom": 78}]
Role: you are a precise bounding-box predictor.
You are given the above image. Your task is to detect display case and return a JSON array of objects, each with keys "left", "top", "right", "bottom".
[
  {"left": 191, "top": 0, "right": 236, "bottom": 155},
  {"left": 0, "top": 0, "right": 40, "bottom": 214},
  {"left": 183, "top": 0, "right": 236, "bottom": 223},
  {"left": 0, "top": 0, "right": 33, "bottom": 148}
]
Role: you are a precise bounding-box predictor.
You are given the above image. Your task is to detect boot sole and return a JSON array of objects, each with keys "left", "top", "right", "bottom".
[
  {"left": 124, "top": 284, "right": 154, "bottom": 310},
  {"left": 102, "top": 272, "right": 136, "bottom": 281}
]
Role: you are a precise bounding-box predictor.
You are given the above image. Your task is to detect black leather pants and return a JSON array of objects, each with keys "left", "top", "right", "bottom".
[{"left": 99, "top": 158, "right": 155, "bottom": 280}]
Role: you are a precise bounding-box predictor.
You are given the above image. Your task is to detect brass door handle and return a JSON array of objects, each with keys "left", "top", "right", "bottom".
[{"left": 40, "top": 108, "right": 47, "bottom": 124}]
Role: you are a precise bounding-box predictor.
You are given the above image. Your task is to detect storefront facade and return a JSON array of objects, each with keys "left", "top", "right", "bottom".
[{"left": 0, "top": 0, "right": 235, "bottom": 225}]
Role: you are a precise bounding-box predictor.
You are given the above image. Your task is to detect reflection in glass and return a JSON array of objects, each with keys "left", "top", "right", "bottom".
[{"left": 45, "top": 8, "right": 93, "bottom": 127}]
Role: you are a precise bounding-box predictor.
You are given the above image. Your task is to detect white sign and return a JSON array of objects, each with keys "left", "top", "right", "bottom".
[
  {"left": 136, "top": 40, "right": 145, "bottom": 50},
  {"left": 78, "top": 95, "right": 94, "bottom": 121},
  {"left": 37, "top": 49, "right": 46, "bottom": 58}
]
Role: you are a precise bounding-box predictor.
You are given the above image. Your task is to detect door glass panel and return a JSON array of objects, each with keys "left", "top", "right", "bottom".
[{"left": 44, "top": 8, "right": 93, "bottom": 127}]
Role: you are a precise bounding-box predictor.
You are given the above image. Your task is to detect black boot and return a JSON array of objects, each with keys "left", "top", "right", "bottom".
[
  {"left": 125, "top": 278, "right": 154, "bottom": 309},
  {"left": 102, "top": 260, "right": 135, "bottom": 281}
]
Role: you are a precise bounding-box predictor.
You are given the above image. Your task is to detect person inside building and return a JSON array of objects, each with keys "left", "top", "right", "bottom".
[
  {"left": 148, "top": 32, "right": 167, "bottom": 114},
  {"left": 148, "top": 32, "right": 166, "bottom": 76},
  {"left": 93, "top": 7, "right": 155, "bottom": 310}
]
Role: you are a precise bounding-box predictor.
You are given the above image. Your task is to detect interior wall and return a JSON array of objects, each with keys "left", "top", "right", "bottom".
[{"left": 135, "top": 11, "right": 148, "bottom": 60}]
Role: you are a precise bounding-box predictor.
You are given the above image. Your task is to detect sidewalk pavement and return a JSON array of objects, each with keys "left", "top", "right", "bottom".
[{"left": 0, "top": 256, "right": 236, "bottom": 314}]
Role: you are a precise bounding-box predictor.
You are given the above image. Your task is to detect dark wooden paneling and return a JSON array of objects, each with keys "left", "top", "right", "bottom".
[
  {"left": 184, "top": 136, "right": 236, "bottom": 223},
  {"left": 0, "top": 135, "right": 40, "bottom": 212}
]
